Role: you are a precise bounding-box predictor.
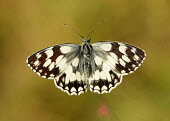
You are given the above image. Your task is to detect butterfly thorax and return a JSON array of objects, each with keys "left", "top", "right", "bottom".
[{"left": 80, "top": 39, "right": 93, "bottom": 79}]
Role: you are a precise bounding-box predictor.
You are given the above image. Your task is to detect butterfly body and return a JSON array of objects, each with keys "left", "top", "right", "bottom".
[
  {"left": 80, "top": 38, "right": 94, "bottom": 80},
  {"left": 27, "top": 39, "right": 146, "bottom": 95}
]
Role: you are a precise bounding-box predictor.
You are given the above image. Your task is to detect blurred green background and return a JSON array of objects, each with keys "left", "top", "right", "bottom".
[{"left": 1, "top": 0, "right": 170, "bottom": 121}]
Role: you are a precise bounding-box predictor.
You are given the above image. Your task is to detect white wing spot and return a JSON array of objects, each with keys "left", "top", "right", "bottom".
[
  {"left": 72, "top": 57, "right": 79, "bottom": 67},
  {"left": 118, "top": 43, "right": 125, "bottom": 46},
  {"left": 36, "top": 53, "right": 41, "bottom": 59},
  {"left": 89, "top": 75, "right": 95, "bottom": 83},
  {"left": 90, "top": 85, "right": 93, "bottom": 89},
  {"left": 82, "top": 73, "right": 85, "bottom": 81},
  {"left": 132, "top": 64, "right": 136, "bottom": 68},
  {"left": 114, "top": 79, "right": 118, "bottom": 84},
  {"left": 122, "top": 55, "right": 131, "bottom": 62},
  {"left": 119, "top": 58, "right": 126, "bottom": 67},
  {"left": 109, "top": 84, "right": 113, "bottom": 88},
  {"left": 119, "top": 45, "right": 127, "bottom": 55},
  {"left": 76, "top": 71, "right": 81, "bottom": 81},
  {"left": 50, "top": 73, "right": 55, "bottom": 77},
  {"left": 70, "top": 92, "right": 77, "bottom": 95},
  {"left": 30, "top": 61, "right": 33, "bottom": 64},
  {"left": 101, "top": 90, "right": 108, "bottom": 94},
  {"left": 35, "top": 66, "right": 38, "bottom": 70},
  {"left": 70, "top": 73, "right": 76, "bottom": 82},
  {"left": 102, "top": 62, "right": 111, "bottom": 72},
  {"left": 110, "top": 52, "right": 118, "bottom": 61},
  {"left": 39, "top": 69, "right": 43, "bottom": 73},
  {"left": 121, "top": 70, "right": 126, "bottom": 73},
  {"left": 59, "top": 82, "right": 63, "bottom": 87},
  {"left": 65, "top": 66, "right": 73, "bottom": 85},
  {"left": 58, "top": 58, "right": 67, "bottom": 70},
  {"left": 42, "top": 76, "right": 46, "bottom": 78},
  {"left": 78, "top": 87, "right": 83, "bottom": 91},
  {"left": 107, "top": 56, "right": 117, "bottom": 68},
  {"left": 60, "top": 46, "right": 72, "bottom": 54},
  {"left": 45, "top": 49, "right": 54, "bottom": 59},
  {"left": 134, "top": 55, "right": 140, "bottom": 60},
  {"left": 84, "top": 85, "right": 87, "bottom": 89},
  {"left": 131, "top": 48, "right": 136, "bottom": 53},
  {"left": 105, "top": 72, "right": 111, "bottom": 82},
  {"left": 65, "top": 86, "right": 69, "bottom": 90},
  {"left": 100, "top": 71, "right": 106, "bottom": 80},
  {"left": 94, "top": 86, "right": 100, "bottom": 90},
  {"left": 55, "top": 55, "right": 64, "bottom": 65},
  {"left": 94, "top": 90, "right": 100, "bottom": 94},
  {"left": 110, "top": 73, "right": 115, "bottom": 79},
  {"left": 30, "top": 66, "right": 33, "bottom": 70},
  {"left": 65, "top": 65, "right": 73, "bottom": 75},
  {"left": 101, "top": 85, "right": 107, "bottom": 91},
  {"left": 100, "top": 44, "right": 112, "bottom": 51},
  {"left": 94, "top": 56, "right": 102, "bottom": 66},
  {"left": 49, "top": 62, "right": 55, "bottom": 71},
  {"left": 65, "top": 76, "right": 69, "bottom": 85},
  {"left": 34, "top": 60, "right": 40, "bottom": 66},
  {"left": 43, "top": 59, "right": 51, "bottom": 67},
  {"left": 95, "top": 70, "right": 100, "bottom": 80},
  {"left": 37, "top": 72, "right": 41, "bottom": 76},
  {"left": 78, "top": 91, "right": 84, "bottom": 95},
  {"left": 71, "top": 87, "right": 76, "bottom": 92}
]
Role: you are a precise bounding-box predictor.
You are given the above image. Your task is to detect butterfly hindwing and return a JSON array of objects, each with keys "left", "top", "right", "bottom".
[
  {"left": 54, "top": 56, "right": 88, "bottom": 95},
  {"left": 89, "top": 60, "right": 123, "bottom": 94}
]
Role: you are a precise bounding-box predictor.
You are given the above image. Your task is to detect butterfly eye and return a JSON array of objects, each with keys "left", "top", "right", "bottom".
[{"left": 87, "top": 38, "right": 91, "bottom": 43}]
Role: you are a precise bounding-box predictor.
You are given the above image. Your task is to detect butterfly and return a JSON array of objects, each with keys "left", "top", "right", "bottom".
[{"left": 26, "top": 23, "right": 146, "bottom": 95}]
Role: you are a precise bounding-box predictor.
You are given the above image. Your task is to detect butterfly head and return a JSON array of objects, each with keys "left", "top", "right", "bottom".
[{"left": 82, "top": 38, "right": 91, "bottom": 44}]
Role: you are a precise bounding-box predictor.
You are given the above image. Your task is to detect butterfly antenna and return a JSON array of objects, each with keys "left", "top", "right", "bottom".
[
  {"left": 86, "top": 19, "right": 104, "bottom": 39},
  {"left": 64, "top": 24, "right": 84, "bottom": 39}
]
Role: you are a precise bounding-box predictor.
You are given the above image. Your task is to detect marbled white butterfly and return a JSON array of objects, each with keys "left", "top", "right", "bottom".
[{"left": 26, "top": 22, "right": 146, "bottom": 95}]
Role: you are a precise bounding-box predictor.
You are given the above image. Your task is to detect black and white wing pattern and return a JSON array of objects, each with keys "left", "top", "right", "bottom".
[
  {"left": 26, "top": 44, "right": 87, "bottom": 95},
  {"left": 89, "top": 41, "right": 146, "bottom": 94},
  {"left": 27, "top": 40, "right": 146, "bottom": 95}
]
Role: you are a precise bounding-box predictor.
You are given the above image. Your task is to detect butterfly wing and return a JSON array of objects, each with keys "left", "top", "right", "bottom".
[
  {"left": 89, "top": 62, "right": 123, "bottom": 94},
  {"left": 54, "top": 54, "right": 88, "bottom": 95},
  {"left": 27, "top": 44, "right": 80, "bottom": 79},
  {"left": 27, "top": 44, "right": 88, "bottom": 95},
  {"left": 92, "top": 41, "right": 146, "bottom": 75},
  {"left": 89, "top": 41, "right": 146, "bottom": 94}
]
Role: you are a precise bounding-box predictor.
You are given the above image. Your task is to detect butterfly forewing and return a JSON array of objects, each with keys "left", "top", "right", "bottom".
[
  {"left": 92, "top": 41, "right": 146, "bottom": 75},
  {"left": 26, "top": 44, "right": 80, "bottom": 78},
  {"left": 89, "top": 58, "right": 123, "bottom": 94}
]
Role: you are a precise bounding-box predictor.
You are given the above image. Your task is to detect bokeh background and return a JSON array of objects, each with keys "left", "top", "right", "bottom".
[{"left": 1, "top": 0, "right": 170, "bottom": 121}]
